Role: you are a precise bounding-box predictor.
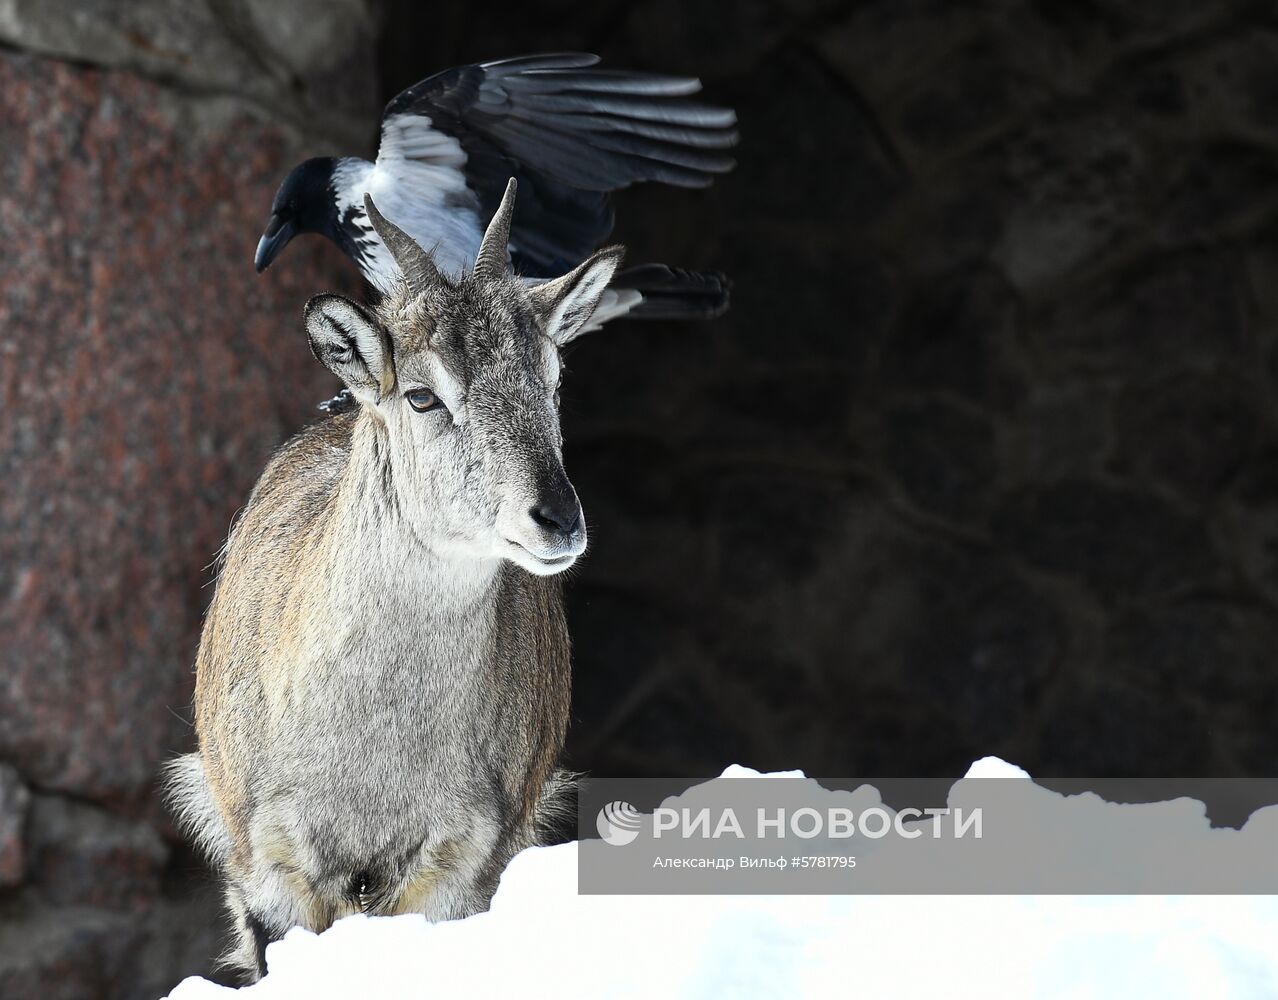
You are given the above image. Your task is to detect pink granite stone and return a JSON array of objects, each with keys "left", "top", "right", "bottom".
[{"left": 0, "top": 50, "right": 362, "bottom": 808}]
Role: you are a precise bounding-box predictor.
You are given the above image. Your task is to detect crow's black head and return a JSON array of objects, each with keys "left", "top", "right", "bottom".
[{"left": 254, "top": 157, "right": 339, "bottom": 273}]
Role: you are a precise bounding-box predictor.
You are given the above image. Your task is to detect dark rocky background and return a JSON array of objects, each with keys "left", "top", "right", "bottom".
[{"left": 2, "top": 0, "right": 1277, "bottom": 996}]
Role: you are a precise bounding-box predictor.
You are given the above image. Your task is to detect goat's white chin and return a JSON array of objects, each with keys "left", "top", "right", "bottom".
[{"left": 501, "top": 538, "right": 582, "bottom": 576}]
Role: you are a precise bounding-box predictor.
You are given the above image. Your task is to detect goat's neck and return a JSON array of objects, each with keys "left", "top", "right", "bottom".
[{"left": 321, "top": 411, "right": 501, "bottom": 621}]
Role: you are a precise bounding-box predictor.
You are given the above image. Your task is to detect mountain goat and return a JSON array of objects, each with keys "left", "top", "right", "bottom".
[{"left": 166, "top": 179, "right": 620, "bottom": 979}]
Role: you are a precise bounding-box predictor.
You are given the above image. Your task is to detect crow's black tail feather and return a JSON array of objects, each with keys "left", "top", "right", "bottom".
[{"left": 613, "top": 264, "right": 731, "bottom": 321}]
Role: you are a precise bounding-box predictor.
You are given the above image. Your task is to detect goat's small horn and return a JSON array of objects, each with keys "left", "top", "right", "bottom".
[
  {"left": 474, "top": 177, "right": 517, "bottom": 281},
  {"left": 363, "top": 194, "right": 440, "bottom": 295}
]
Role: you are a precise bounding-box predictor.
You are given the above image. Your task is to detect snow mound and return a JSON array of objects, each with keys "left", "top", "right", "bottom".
[
  {"left": 166, "top": 759, "right": 1278, "bottom": 999},
  {"left": 963, "top": 755, "right": 1032, "bottom": 779}
]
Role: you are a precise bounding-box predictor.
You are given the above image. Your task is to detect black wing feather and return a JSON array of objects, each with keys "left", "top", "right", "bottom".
[
  {"left": 377, "top": 52, "right": 737, "bottom": 275},
  {"left": 509, "top": 110, "right": 738, "bottom": 149}
]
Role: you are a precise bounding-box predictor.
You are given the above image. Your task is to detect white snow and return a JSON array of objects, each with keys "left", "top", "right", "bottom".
[
  {"left": 165, "top": 759, "right": 1278, "bottom": 1000},
  {"left": 963, "top": 755, "right": 1033, "bottom": 779}
]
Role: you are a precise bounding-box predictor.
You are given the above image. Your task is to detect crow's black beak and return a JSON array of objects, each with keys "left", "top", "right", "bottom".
[{"left": 255, "top": 214, "right": 295, "bottom": 273}]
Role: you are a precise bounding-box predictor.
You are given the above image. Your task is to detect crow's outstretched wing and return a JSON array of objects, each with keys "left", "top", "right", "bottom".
[{"left": 376, "top": 53, "right": 738, "bottom": 277}]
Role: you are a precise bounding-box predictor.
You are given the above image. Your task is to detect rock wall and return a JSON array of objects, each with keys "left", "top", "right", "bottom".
[
  {"left": 564, "top": 1, "right": 1278, "bottom": 780},
  {"left": 0, "top": 3, "right": 375, "bottom": 996},
  {"left": 377, "top": 1, "right": 1278, "bottom": 782}
]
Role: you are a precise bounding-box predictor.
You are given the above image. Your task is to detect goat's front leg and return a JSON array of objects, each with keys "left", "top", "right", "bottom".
[
  {"left": 222, "top": 852, "right": 329, "bottom": 984},
  {"left": 220, "top": 883, "right": 280, "bottom": 984}
]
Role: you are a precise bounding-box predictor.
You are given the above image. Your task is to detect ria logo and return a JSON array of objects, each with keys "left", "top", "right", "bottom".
[{"left": 596, "top": 800, "right": 643, "bottom": 846}]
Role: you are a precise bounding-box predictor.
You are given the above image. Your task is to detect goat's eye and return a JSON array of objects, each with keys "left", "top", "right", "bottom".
[{"left": 406, "top": 388, "right": 441, "bottom": 413}]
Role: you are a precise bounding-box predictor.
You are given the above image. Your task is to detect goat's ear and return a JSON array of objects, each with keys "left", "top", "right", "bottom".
[
  {"left": 529, "top": 245, "right": 625, "bottom": 347},
  {"left": 304, "top": 294, "right": 394, "bottom": 402}
]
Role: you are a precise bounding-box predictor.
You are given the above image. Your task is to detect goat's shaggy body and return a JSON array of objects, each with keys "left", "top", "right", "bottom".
[{"left": 171, "top": 412, "right": 570, "bottom": 971}]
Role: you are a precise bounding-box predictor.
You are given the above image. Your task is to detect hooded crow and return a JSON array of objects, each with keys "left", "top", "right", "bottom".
[{"left": 256, "top": 52, "right": 737, "bottom": 332}]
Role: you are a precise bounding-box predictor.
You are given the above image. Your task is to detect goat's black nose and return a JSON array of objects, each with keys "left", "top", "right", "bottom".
[{"left": 530, "top": 501, "right": 580, "bottom": 537}]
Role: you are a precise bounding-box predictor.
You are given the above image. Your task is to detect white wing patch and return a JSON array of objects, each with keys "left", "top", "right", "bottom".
[
  {"left": 378, "top": 114, "right": 468, "bottom": 168},
  {"left": 578, "top": 287, "right": 643, "bottom": 334},
  {"left": 334, "top": 124, "right": 486, "bottom": 294}
]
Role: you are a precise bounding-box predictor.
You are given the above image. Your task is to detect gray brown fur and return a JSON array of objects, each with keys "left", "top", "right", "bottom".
[{"left": 166, "top": 180, "right": 622, "bottom": 979}]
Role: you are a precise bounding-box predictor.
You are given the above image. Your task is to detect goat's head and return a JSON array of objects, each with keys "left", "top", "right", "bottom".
[{"left": 302, "top": 179, "right": 622, "bottom": 576}]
